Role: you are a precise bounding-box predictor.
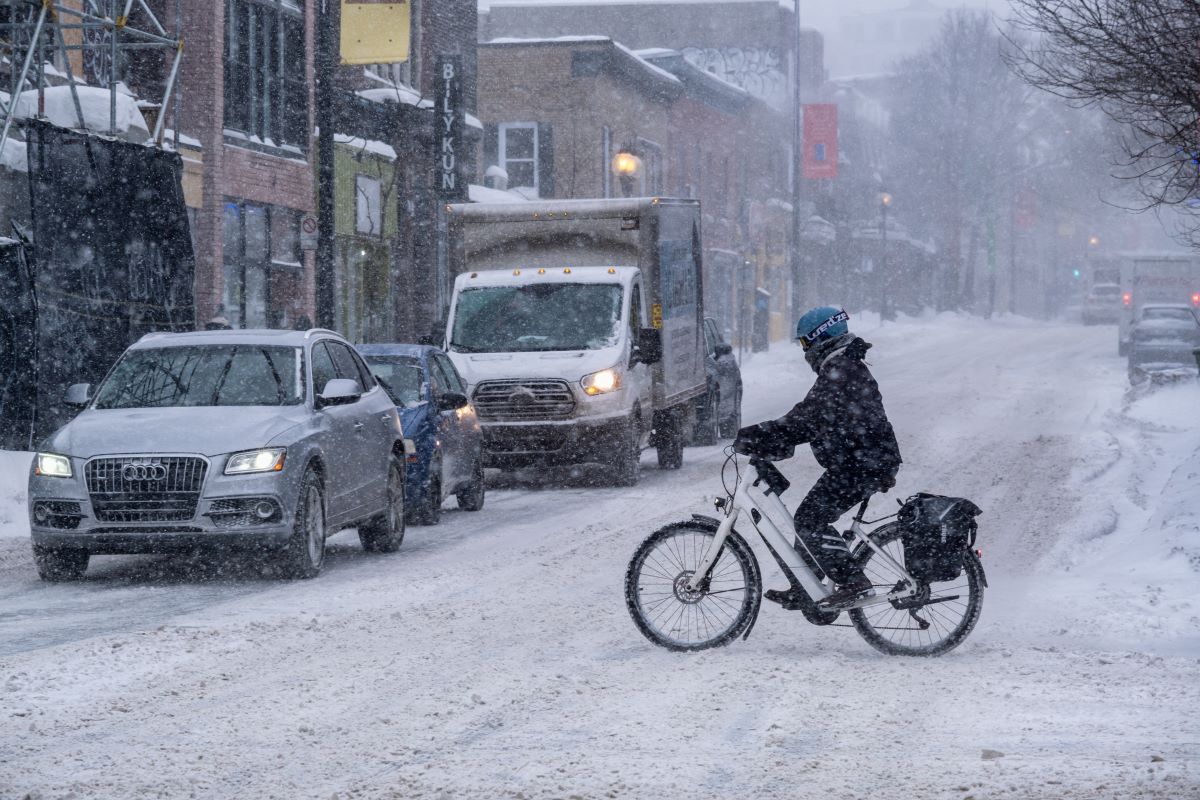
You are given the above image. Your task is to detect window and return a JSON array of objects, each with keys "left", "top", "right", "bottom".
[
  {"left": 326, "top": 341, "right": 367, "bottom": 393},
  {"left": 500, "top": 122, "right": 538, "bottom": 191},
  {"left": 310, "top": 342, "right": 336, "bottom": 395},
  {"left": 355, "top": 175, "right": 382, "bottom": 235},
  {"left": 223, "top": 199, "right": 302, "bottom": 328},
  {"left": 224, "top": 0, "right": 308, "bottom": 148},
  {"left": 637, "top": 137, "right": 663, "bottom": 195},
  {"left": 602, "top": 126, "right": 612, "bottom": 198},
  {"left": 432, "top": 353, "right": 465, "bottom": 394}
]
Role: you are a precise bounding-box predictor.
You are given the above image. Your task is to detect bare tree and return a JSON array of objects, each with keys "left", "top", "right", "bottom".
[
  {"left": 1005, "top": 0, "right": 1200, "bottom": 245},
  {"left": 889, "top": 10, "right": 1033, "bottom": 310}
]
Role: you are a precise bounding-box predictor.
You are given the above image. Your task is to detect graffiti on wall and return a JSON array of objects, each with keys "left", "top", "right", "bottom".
[{"left": 680, "top": 47, "right": 788, "bottom": 109}]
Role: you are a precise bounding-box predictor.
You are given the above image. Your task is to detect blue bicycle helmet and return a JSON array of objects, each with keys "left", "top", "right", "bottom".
[{"left": 795, "top": 306, "right": 849, "bottom": 351}]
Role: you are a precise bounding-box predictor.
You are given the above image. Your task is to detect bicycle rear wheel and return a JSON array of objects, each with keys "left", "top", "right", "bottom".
[
  {"left": 849, "top": 523, "right": 984, "bottom": 657},
  {"left": 625, "top": 521, "right": 761, "bottom": 651}
]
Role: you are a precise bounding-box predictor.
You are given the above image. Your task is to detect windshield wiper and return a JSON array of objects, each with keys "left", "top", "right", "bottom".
[{"left": 448, "top": 341, "right": 484, "bottom": 353}]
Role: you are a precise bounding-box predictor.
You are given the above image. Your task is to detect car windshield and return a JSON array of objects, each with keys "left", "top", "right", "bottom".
[
  {"left": 449, "top": 283, "right": 623, "bottom": 353},
  {"left": 93, "top": 345, "right": 303, "bottom": 408},
  {"left": 1141, "top": 308, "right": 1195, "bottom": 322},
  {"left": 364, "top": 356, "right": 424, "bottom": 407}
]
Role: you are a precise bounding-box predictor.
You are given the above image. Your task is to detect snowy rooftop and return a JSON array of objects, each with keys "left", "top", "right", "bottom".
[{"left": 482, "top": 36, "right": 681, "bottom": 89}]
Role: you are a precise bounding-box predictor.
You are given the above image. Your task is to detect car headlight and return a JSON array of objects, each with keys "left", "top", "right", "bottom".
[
  {"left": 225, "top": 448, "right": 286, "bottom": 475},
  {"left": 581, "top": 368, "right": 622, "bottom": 396},
  {"left": 34, "top": 453, "right": 72, "bottom": 478}
]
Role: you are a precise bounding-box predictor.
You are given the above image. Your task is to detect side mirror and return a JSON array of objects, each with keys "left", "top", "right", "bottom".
[
  {"left": 64, "top": 383, "right": 91, "bottom": 407},
  {"left": 437, "top": 390, "right": 469, "bottom": 411},
  {"left": 714, "top": 342, "right": 733, "bottom": 358},
  {"left": 317, "top": 378, "right": 361, "bottom": 408},
  {"left": 635, "top": 328, "right": 663, "bottom": 365}
]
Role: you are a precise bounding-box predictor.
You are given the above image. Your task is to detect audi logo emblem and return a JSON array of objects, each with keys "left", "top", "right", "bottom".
[{"left": 122, "top": 463, "right": 168, "bottom": 482}]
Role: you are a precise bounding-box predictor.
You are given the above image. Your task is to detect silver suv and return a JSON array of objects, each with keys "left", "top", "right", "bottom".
[{"left": 28, "top": 328, "right": 406, "bottom": 581}]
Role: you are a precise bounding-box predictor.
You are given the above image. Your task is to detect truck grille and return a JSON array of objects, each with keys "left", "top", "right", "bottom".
[
  {"left": 472, "top": 380, "right": 576, "bottom": 421},
  {"left": 84, "top": 456, "right": 208, "bottom": 523}
]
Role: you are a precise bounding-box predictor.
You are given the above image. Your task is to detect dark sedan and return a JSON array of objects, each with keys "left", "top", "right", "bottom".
[
  {"left": 691, "top": 317, "right": 743, "bottom": 446},
  {"left": 358, "top": 344, "right": 485, "bottom": 525}
]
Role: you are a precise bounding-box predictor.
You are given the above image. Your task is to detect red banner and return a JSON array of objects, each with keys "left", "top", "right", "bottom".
[{"left": 802, "top": 103, "right": 838, "bottom": 180}]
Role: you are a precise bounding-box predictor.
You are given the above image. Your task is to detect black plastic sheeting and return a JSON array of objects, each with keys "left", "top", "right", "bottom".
[
  {"left": 0, "top": 238, "right": 37, "bottom": 450},
  {"left": 18, "top": 120, "right": 196, "bottom": 441}
]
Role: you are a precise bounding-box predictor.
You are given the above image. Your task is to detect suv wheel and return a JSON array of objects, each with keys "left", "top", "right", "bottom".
[
  {"left": 33, "top": 546, "right": 89, "bottom": 582},
  {"left": 361, "top": 456, "right": 407, "bottom": 549},
  {"left": 280, "top": 466, "right": 326, "bottom": 579}
]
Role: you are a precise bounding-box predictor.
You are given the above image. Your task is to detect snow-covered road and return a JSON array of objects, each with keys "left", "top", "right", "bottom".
[{"left": 2, "top": 314, "right": 1197, "bottom": 799}]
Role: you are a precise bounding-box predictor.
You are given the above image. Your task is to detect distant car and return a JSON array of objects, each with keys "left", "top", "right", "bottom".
[
  {"left": 358, "top": 344, "right": 485, "bottom": 525},
  {"left": 1083, "top": 283, "right": 1123, "bottom": 325},
  {"left": 27, "top": 329, "right": 406, "bottom": 582},
  {"left": 1127, "top": 304, "right": 1200, "bottom": 383},
  {"left": 691, "top": 317, "right": 743, "bottom": 446}
]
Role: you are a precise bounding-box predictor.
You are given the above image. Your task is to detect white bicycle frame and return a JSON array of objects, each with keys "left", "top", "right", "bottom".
[{"left": 685, "top": 460, "right": 918, "bottom": 609}]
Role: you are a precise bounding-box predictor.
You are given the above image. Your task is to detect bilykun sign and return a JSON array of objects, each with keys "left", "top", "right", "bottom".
[{"left": 436, "top": 54, "right": 465, "bottom": 200}]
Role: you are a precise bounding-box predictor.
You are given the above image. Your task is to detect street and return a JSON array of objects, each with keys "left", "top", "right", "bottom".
[{"left": 2, "top": 314, "right": 1197, "bottom": 799}]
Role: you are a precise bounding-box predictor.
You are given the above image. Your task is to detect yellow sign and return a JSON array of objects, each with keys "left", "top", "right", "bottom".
[
  {"left": 340, "top": 1, "right": 410, "bottom": 65},
  {"left": 651, "top": 303, "right": 663, "bottom": 329}
]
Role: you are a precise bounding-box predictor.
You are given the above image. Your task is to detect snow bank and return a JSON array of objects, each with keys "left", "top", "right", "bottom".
[
  {"left": 0, "top": 450, "right": 31, "bottom": 538},
  {"left": 333, "top": 133, "right": 397, "bottom": 161}
]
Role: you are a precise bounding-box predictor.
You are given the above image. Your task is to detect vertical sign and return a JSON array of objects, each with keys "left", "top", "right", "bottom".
[
  {"left": 436, "top": 55, "right": 466, "bottom": 201},
  {"left": 802, "top": 103, "right": 838, "bottom": 180}
]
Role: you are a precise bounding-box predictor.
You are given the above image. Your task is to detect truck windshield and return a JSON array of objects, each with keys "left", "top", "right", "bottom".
[
  {"left": 450, "top": 283, "right": 623, "bottom": 353},
  {"left": 93, "top": 345, "right": 303, "bottom": 408}
]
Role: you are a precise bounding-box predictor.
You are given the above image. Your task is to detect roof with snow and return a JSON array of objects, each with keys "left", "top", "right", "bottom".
[{"left": 480, "top": 36, "right": 682, "bottom": 98}]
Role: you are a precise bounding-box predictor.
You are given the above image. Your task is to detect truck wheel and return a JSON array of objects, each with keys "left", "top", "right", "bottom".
[
  {"left": 656, "top": 415, "right": 684, "bottom": 470},
  {"left": 612, "top": 418, "right": 641, "bottom": 487},
  {"left": 32, "top": 546, "right": 88, "bottom": 582}
]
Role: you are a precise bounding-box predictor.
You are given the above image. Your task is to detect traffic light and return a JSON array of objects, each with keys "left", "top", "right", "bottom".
[{"left": 1072, "top": 268, "right": 1081, "bottom": 279}]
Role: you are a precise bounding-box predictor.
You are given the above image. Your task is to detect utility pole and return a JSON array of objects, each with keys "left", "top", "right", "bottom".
[
  {"left": 790, "top": 0, "right": 804, "bottom": 326},
  {"left": 315, "top": 0, "right": 336, "bottom": 330},
  {"left": 880, "top": 191, "right": 892, "bottom": 322}
]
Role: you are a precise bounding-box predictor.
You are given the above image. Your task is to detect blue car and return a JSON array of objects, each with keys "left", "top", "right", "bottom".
[{"left": 358, "top": 344, "right": 485, "bottom": 525}]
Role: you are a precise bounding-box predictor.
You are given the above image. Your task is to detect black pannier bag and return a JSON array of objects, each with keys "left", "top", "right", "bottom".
[{"left": 898, "top": 493, "right": 982, "bottom": 583}]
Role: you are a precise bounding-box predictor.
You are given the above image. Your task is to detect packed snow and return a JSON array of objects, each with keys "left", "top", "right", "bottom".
[{"left": 1, "top": 314, "right": 1197, "bottom": 798}]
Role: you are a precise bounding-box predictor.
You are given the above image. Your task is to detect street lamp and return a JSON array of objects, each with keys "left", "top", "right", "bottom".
[
  {"left": 880, "top": 191, "right": 893, "bottom": 321},
  {"left": 612, "top": 150, "right": 641, "bottom": 197}
]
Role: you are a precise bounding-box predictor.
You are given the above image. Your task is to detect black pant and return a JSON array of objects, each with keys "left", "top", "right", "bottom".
[{"left": 793, "top": 467, "right": 894, "bottom": 584}]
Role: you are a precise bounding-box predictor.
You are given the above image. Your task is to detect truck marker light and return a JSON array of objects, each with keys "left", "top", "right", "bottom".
[
  {"left": 513, "top": 269, "right": 521, "bottom": 276},
  {"left": 563, "top": 268, "right": 572, "bottom": 274},
  {"left": 1192, "top": 293, "right": 1199, "bottom": 307},
  {"left": 1123, "top": 293, "right": 1131, "bottom": 306},
  {"left": 537, "top": 268, "right": 546, "bottom": 274},
  {"left": 608, "top": 268, "right": 616, "bottom": 274}
]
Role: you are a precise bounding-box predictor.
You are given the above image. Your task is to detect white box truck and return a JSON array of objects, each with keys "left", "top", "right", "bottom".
[
  {"left": 441, "top": 198, "right": 706, "bottom": 485},
  {"left": 1117, "top": 254, "right": 1200, "bottom": 355}
]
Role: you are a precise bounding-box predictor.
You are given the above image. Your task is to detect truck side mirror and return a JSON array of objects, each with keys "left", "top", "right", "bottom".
[
  {"left": 635, "top": 328, "right": 662, "bottom": 365},
  {"left": 64, "top": 383, "right": 91, "bottom": 407}
]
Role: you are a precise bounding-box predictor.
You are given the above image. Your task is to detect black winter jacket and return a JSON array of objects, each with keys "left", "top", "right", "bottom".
[{"left": 740, "top": 336, "right": 902, "bottom": 474}]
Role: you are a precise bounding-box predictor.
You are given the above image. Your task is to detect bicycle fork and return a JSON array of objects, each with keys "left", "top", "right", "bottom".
[{"left": 684, "top": 507, "right": 739, "bottom": 594}]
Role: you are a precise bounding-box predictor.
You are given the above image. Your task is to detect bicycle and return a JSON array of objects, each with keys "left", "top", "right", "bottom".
[{"left": 624, "top": 448, "right": 987, "bottom": 656}]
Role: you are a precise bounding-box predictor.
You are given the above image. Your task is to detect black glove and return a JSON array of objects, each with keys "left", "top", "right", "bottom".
[{"left": 733, "top": 425, "right": 764, "bottom": 455}]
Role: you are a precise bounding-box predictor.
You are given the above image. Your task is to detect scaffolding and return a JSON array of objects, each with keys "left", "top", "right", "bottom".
[{"left": 0, "top": 0, "right": 183, "bottom": 156}]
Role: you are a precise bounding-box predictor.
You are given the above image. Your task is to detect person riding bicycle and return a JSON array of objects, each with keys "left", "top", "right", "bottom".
[{"left": 734, "top": 306, "right": 902, "bottom": 610}]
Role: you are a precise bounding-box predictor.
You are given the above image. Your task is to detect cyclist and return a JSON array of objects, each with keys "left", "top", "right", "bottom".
[{"left": 734, "top": 306, "right": 902, "bottom": 610}]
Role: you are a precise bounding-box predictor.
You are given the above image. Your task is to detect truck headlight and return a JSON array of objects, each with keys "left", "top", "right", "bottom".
[
  {"left": 225, "top": 448, "right": 286, "bottom": 475},
  {"left": 581, "top": 368, "right": 621, "bottom": 396},
  {"left": 34, "top": 453, "right": 72, "bottom": 478}
]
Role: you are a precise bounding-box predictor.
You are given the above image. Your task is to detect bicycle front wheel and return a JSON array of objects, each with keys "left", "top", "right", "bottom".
[
  {"left": 625, "top": 521, "right": 761, "bottom": 652},
  {"left": 849, "top": 523, "right": 984, "bottom": 657}
]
